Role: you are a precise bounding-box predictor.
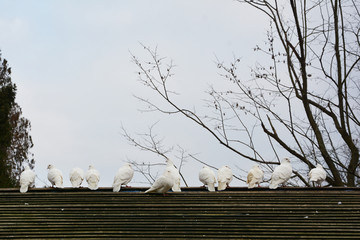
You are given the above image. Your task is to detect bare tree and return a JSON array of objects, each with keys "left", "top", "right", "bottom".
[
  {"left": 122, "top": 122, "right": 246, "bottom": 184},
  {"left": 129, "top": 0, "right": 360, "bottom": 187},
  {"left": 121, "top": 123, "right": 189, "bottom": 186}
]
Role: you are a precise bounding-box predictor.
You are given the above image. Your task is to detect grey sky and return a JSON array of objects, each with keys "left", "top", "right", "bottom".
[{"left": 0, "top": 0, "right": 269, "bottom": 187}]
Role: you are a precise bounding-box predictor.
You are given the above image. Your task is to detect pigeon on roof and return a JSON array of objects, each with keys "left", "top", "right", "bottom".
[
  {"left": 69, "top": 167, "right": 84, "bottom": 188},
  {"left": 112, "top": 163, "right": 134, "bottom": 192},
  {"left": 247, "top": 164, "right": 264, "bottom": 189},
  {"left": 309, "top": 164, "right": 327, "bottom": 187},
  {"left": 19, "top": 166, "right": 36, "bottom": 193},
  {"left": 145, "top": 169, "right": 175, "bottom": 195},
  {"left": 269, "top": 157, "right": 292, "bottom": 189},
  {"left": 86, "top": 165, "right": 100, "bottom": 190},
  {"left": 199, "top": 166, "right": 217, "bottom": 192},
  {"left": 217, "top": 165, "right": 233, "bottom": 191},
  {"left": 164, "top": 159, "right": 181, "bottom": 192},
  {"left": 47, "top": 164, "right": 64, "bottom": 188}
]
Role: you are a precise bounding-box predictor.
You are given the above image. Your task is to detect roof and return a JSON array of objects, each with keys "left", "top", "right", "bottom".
[{"left": 0, "top": 187, "right": 359, "bottom": 239}]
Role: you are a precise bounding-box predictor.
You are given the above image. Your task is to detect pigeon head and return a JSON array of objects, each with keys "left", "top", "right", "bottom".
[
  {"left": 88, "top": 165, "right": 94, "bottom": 169},
  {"left": 316, "top": 164, "right": 323, "bottom": 169},
  {"left": 165, "top": 158, "right": 173, "bottom": 165},
  {"left": 24, "top": 166, "right": 30, "bottom": 171},
  {"left": 282, "top": 157, "right": 291, "bottom": 164},
  {"left": 164, "top": 169, "right": 172, "bottom": 176},
  {"left": 47, "top": 164, "right": 54, "bottom": 170}
]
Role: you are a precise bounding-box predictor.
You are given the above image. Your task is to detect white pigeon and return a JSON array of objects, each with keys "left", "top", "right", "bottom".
[
  {"left": 19, "top": 166, "right": 36, "bottom": 193},
  {"left": 47, "top": 164, "right": 64, "bottom": 188},
  {"left": 145, "top": 169, "right": 175, "bottom": 195},
  {"left": 164, "top": 159, "right": 181, "bottom": 192},
  {"left": 217, "top": 165, "right": 233, "bottom": 191},
  {"left": 247, "top": 164, "right": 264, "bottom": 189},
  {"left": 69, "top": 167, "right": 84, "bottom": 188},
  {"left": 309, "top": 164, "right": 327, "bottom": 187},
  {"left": 269, "top": 157, "right": 292, "bottom": 189},
  {"left": 86, "top": 165, "right": 100, "bottom": 190},
  {"left": 112, "top": 163, "right": 134, "bottom": 192},
  {"left": 199, "top": 166, "right": 217, "bottom": 192}
]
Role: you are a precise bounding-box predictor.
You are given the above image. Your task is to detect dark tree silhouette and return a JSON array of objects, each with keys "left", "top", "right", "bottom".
[{"left": 0, "top": 51, "right": 34, "bottom": 187}]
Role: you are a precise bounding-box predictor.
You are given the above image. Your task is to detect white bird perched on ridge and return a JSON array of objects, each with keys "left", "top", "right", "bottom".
[
  {"left": 69, "top": 167, "right": 84, "bottom": 188},
  {"left": 19, "top": 166, "right": 36, "bottom": 193},
  {"left": 164, "top": 158, "right": 181, "bottom": 192},
  {"left": 112, "top": 163, "right": 134, "bottom": 192},
  {"left": 86, "top": 165, "right": 100, "bottom": 190},
  {"left": 269, "top": 157, "right": 292, "bottom": 189},
  {"left": 47, "top": 164, "right": 64, "bottom": 188},
  {"left": 145, "top": 169, "right": 175, "bottom": 195},
  {"left": 217, "top": 165, "right": 233, "bottom": 191},
  {"left": 247, "top": 164, "right": 264, "bottom": 189},
  {"left": 309, "top": 164, "right": 327, "bottom": 187},
  {"left": 199, "top": 166, "right": 217, "bottom": 192}
]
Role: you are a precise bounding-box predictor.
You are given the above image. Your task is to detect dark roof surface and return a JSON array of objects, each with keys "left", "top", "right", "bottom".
[{"left": 0, "top": 187, "right": 359, "bottom": 239}]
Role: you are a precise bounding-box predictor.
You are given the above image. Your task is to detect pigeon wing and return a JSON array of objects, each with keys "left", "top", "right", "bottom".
[
  {"left": 70, "top": 168, "right": 84, "bottom": 188},
  {"left": 253, "top": 168, "right": 264, "bottom": 180},
  {"left": 120, "top": 167, "right": 134, "bottom": 185},
  {"left": 86, "top": 169, "right": 100, "bottom": 190},
  {"left": 48, "top": 169, "right": 64, "bottom": 188},
  {"left": 20, "top": 170, "right": 35, "bottom": 193},
  {"left": 145, "top": 176, "right": 172, "bottom": 194}
]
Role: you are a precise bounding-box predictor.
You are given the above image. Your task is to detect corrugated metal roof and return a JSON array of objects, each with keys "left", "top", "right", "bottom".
[{"left": 0, "top": 187, "right": 359, "bottom": 239}]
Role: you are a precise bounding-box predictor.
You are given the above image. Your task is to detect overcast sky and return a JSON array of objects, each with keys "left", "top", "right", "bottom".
[{"left": 0, "top": 0, "right": 270, "bottom": 188}]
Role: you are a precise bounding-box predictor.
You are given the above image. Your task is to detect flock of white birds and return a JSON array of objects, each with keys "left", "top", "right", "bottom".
[{"left": 18, "top": 157, "right": 327, "bottom": 194}]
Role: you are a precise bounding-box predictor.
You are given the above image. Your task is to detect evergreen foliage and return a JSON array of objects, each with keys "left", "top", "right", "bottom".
[{"left": 0, "top": 51, "right": 34, "bottom": 187}]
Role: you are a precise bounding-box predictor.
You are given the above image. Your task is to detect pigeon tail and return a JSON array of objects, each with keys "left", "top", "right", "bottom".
[
  {"left": 88, "top": 181, "right": 98, "bottom": 190},
  {"left": 87, "top": 174, "right": 99, "bottom": 190},
  {"left": 20, "top": 185, "right": 28, "bottom": 193},
  {"left": 145, "top": 187, "right": 158, "bottom": 194},
  {"left": 171, "top": 179, "right": 181, "bottom": 192},
  {"left": 88, "top": 183, "right": 98, "bottom": 190},
  {"left": 172, "top": 186, "right": 181, "bottom": 192},
  {"left": 269, "top": 182, "right": 279, "bottom": 189},
  {"left": 207, "top": 182, "right": 215, "bottom": 192},
  {"left": 310, "top": 177, "right": 318, "bottom": 182},
  {"left": 71, "top": 179, "right": 82, "bottom": 188},
  {"left": 55, "top": 181, "right": 64, "bottom": 188},
  {"left": 113, "top": 184, "right": 121, "bottom": 192},
  {"left": 248, "top": 182, "right": 256, "bottom": 189},
  {"left": 218, "top": 181, "right": 227, "bottom": 191},
  {"left": 144, "top": 188, "right": 152, "bottom": 193}
]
